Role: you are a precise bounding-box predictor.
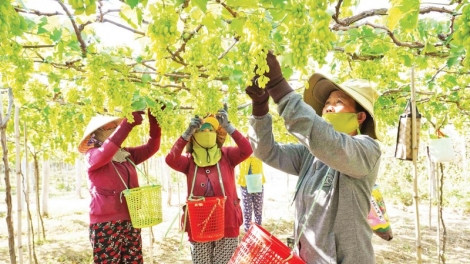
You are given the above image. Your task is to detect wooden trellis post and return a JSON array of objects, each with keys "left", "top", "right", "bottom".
[{"left": 411, "top": 67, "right": 422, "bottom": 263}]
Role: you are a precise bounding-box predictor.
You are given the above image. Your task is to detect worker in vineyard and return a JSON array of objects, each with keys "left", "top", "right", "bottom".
[
  {"left": 165, "top": 109, "right": 252, "bottom": 264},
  {"left": 78, "top": 109, "right": 162, "bottom": 263},
  {"left": 245, "top": 51, "right": 381, "bottom": 264},
  {"left": 237, "top": 152, "right": 266, "bottom": 233}
]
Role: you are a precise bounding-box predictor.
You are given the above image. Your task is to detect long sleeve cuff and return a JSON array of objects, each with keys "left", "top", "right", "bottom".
[{"left": 108, "top": 122, "right": 132, "bottom": 147}]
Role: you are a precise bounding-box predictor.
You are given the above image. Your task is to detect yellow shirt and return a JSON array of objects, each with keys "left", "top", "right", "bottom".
[{"left": 237, "top": 156, "right": 266, "bottom": 187}]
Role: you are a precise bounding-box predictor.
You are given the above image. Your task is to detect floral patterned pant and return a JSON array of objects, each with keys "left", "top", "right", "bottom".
[
  {"left": 240, "top": 186, "right": 264, "bottom": 232},
  {"left": 89, "top": 220, "right": 142, "bottom": 264},
  {"left": 189, "top": 237, "right": 239, "bottom": 264}
]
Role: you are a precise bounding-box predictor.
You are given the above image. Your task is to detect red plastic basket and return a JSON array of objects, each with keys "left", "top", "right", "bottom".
[
  {"left": 187, "top": 196, "right": 226, "bottom": 242},
  {"left": 229, "top": 223, "right": 305, "bottom": 264}
]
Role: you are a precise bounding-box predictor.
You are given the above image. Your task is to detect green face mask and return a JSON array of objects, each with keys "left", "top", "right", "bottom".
[
  {"left": 192, "top": 132, "right": 221, "bottom": 167},
  {"left": 193, "top": 131, "right": 217, "bottom": 148},
  {"left": 322, "top": 112, "right": 360, "bottom": 134}
]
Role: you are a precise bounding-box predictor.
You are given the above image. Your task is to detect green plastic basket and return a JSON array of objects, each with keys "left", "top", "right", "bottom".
[{"left": 123, "top": 184, "right": 163, "bottom": 228}]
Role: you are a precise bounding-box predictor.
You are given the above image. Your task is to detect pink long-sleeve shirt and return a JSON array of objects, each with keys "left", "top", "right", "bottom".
[{"left": 85, "top": 121, "right": 161, "bottom": 224}]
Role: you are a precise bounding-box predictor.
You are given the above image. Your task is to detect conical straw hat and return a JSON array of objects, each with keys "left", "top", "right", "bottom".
[{"left": 78, "top": 115, "right": 123, "bottom": 154}]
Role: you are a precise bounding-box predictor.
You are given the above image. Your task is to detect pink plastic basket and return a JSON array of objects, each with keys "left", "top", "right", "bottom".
[{"left": 229, "top": 223, "right": 305, "bottom": 264}]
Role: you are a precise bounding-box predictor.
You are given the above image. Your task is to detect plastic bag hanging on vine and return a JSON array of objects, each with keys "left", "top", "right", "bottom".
[
  {"left": 428, "top": 129, "right": 456, "bottom": 163},
  {"left": 394, "top": 99, "right": 421, "bottom": 161}
]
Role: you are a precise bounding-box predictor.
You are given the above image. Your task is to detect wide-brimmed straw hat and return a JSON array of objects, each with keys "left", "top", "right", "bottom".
[
  {"left": 78, "top": 115, "right": 123, "bottom": 154},
  {"left": 304, "top": 73, "right": 380, "bottom": 140}
]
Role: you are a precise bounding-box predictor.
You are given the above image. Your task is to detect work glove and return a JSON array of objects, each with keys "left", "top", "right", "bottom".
[
  {"left": 264, "top": 51, "right": 294, "bottom": 103},
  {"left": 182, "top": 116, "right": 202, "bottom": 141},
  {"left": 245, "top": 79, "right": 270, "bottom": 116},
  {"left": 216, "top": 109, "right": 235, "bottom": 135}
]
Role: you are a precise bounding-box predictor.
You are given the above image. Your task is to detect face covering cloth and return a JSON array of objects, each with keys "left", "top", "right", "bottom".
[
  {"left": 322, "top": 112, "right": 360, "bottom": 134},
  {"left": 192, "top": 132, "right": 221, "bottom": 167}
]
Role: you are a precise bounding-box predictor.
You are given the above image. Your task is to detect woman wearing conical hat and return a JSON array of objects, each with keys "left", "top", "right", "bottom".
[
  {"left": 78, "top": 109, "right": 161, "bottom": 263},
  {"left": 165, "top": 109, "right": 252, "bottom": 264}
]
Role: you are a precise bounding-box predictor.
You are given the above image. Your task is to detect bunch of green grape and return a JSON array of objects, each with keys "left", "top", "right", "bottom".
[
  {"left": 308, "top": 5, "right": 335, "bottom": 66},
  {"left": 0, "top": 0, "right": 27, "bottom": 41},
  {"left": 189, "top": 36, "right": 223, "bottom": 78},
  {"left": 237, "top": 42, "right": 256, "bottom": 84},
  {"left": 243, "top": 13, "right": 273, "bottom": 88},
  {"left": 452, "top": 3, "right": 470, "bottom": 68},
  {"left": 353, "top": 60, "right": 380, "bottom": 81},
  {"left": 147, "top": 4, "right": 179, "bottom": 73},
  {"left": 290, "top": 2, "right": 308, "bottom": 20},
  {"left": 147, "top": 4, "right": 178, "bottom": 49},
  {"left": 68, "top": 0, "right": 97, "bottom": 16},
  {"left": 288, "top": 23, "right": 312, "bottom": 68},
  {"left": 82, "top": 55, "right": 107, "bottom": 106},
  {"left": 0, "top": 43, "right": 32, "bottom": 91},
  {"left": 310, "top": 40, "right": 329, "bottom": 66}
]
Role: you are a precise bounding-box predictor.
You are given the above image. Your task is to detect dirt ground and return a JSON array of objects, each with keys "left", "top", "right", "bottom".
[{"left": 1, "top": 167, "right": 469, "bottom": 264}]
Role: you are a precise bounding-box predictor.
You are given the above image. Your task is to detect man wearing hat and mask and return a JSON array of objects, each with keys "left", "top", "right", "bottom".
[
  {"left": 245, "top": 51, "right": 381, "bottom": 264},
  {"left": 165, "top": 109, "right": 252, "bottom": 264},
  {"left": 78, "top": 110, "right": 162, "bottom": 263}
]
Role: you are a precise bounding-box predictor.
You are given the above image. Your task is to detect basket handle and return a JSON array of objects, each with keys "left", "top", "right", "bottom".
[
  {"left": 198, "top": 197, "right": 224, "bottom": 235},
  {"left": 111, "top": 162, "right": 129, "bottom": 203},
  {"left": 283, "top": 253, "right": 294, "bottom": 262},
  {"left": 126, "top": 157, "right": 157, "bottom": 186}
]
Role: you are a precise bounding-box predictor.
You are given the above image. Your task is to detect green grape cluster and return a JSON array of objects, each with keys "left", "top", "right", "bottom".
[
  {"left": 243, "top": 13, "right": 273, "bottom": 88},
  {"left": 453, "top": 4, "right": 470, "bottom": 68},
  {"left": 310, "top": 40, "right": 329, "bottom": 66},
  {"left": 290, "top": 2, "right": 308, "bottom": 20},
  {"left": 82, "top": 55, "right": 107, "bottom": 106},
  {"left": 68, "top": 0, "right": 97, "bottom": 16},
  {"left": 148, "top": 18, "right": 177, "bottom": 44},
  {"left": 288, "top": 23, "right": 312, "bottom": 67},
  {"left": 0, "top": 1, "right": 27, "bottom": 41},
  {"left": 237, "top": 42, "right": 256, "bottom": 85},
  {"left": 188, "top": 36, "right": 223, "bottom": 79},
  {"left": 147, "top": 5, "right": 178, "bottom": 47},
  {"left": 308, "top": 4, "right": 335, "bottom": 66},
  {"left": 65, "top": 87, "right": 80, "bottom": 104},
  {"left": 1, "top": 42, "right": 32, "bottom": 90},
  {"left": 147, "top": 4, "right": 178, "bottom": 73},
  {"left": 354, "top": 60, "right": 379, "bottom": 81},
  {"left": 310, "top": 8, "right": 334, "bottom": 40}
]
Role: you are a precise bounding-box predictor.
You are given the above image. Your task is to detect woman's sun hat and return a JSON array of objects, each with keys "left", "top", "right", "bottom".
[
  {"left": 202, "top": 116, "right": 219, "bottom": 131},
  {"left": 304, "top": 73, "right": 380, "bottom": 140},
  {"left": 78, "top": 115, "right": 123, "bottom": 154}
]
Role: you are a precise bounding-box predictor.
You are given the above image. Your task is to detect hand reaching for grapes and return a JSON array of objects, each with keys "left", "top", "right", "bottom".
[
  {"left": 245, "top": 80, "right": 269, "bottom": 116},
  {"left": 182, "top": 116, "right": 202, "bottom": 141},
  {"left": 257, "top": 51, "right": 294, "bottom": 103},
  {"left": 216, "top": 109, "right": 235, "bottom": 135},
  {"left": 264, "top": 51, "right": 284, "bottom": 89}
]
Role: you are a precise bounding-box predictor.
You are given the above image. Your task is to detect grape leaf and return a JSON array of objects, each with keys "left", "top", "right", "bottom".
[
  {"left": 193, "top": 0, "right": 208, "bottom": 12},
  {"left": 126, "top": 0, "right": 139, "bottom": 9}
]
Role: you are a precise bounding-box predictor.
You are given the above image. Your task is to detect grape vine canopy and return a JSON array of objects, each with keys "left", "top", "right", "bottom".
[
  {"left": 1, "top": 0, "right": 470, "bottom": 263},
  {"left": 1, "top": 0, "right": 469, "bottom": 159}
]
